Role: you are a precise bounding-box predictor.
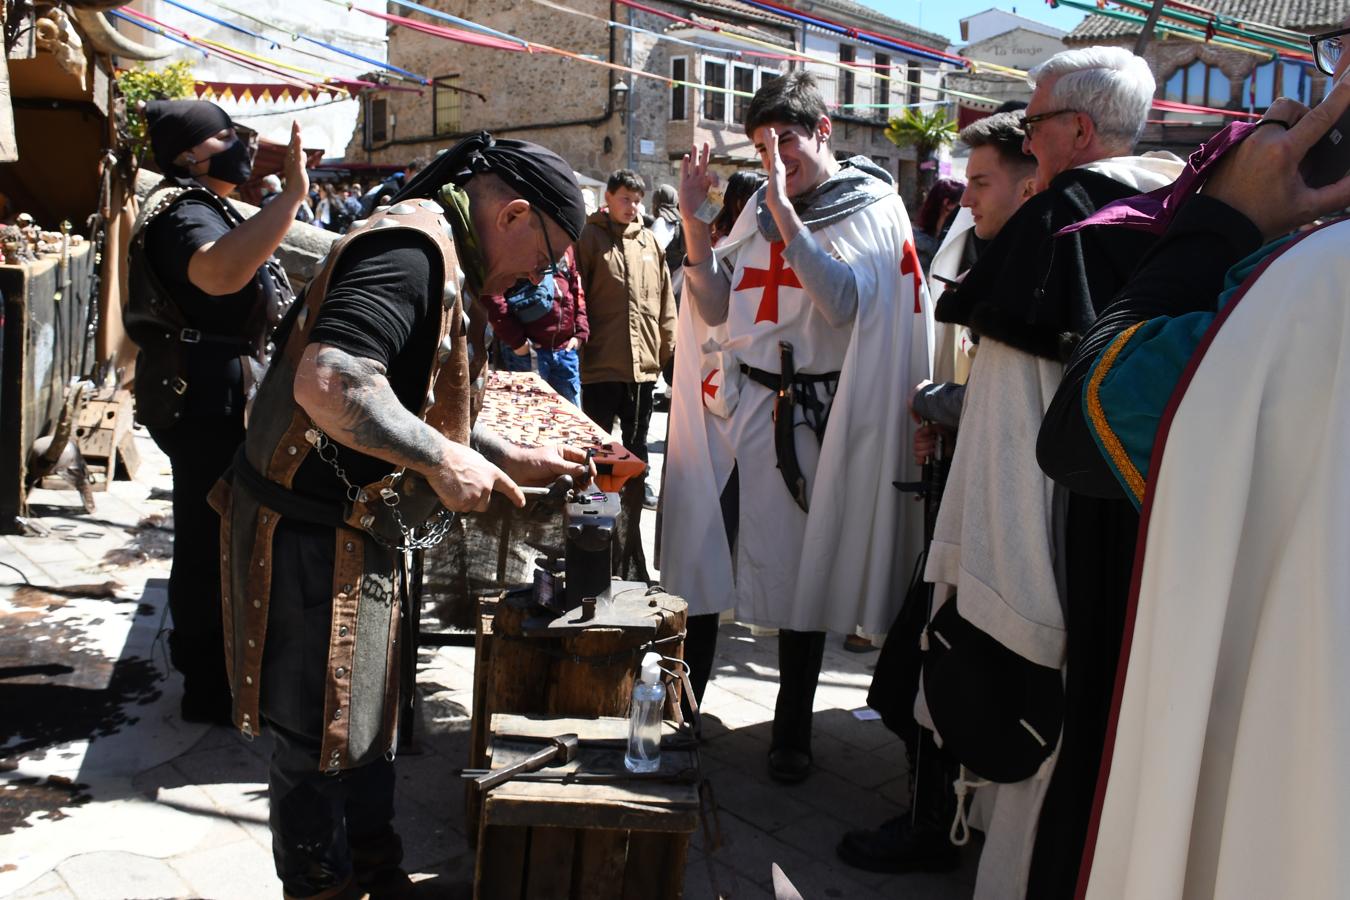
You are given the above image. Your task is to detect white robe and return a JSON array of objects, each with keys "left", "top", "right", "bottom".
[
  {"left": 1082, "top": 219, "right": 1350, "bottom": 900},
  {"left": 929, "top": 206, "right": 976, "bottom": 385},
  {"left": 917, "top": 154, "right": 1183, "bottom": 900},
  {"left": 661, "top": 192, "right": 931, "bottom": 634}
]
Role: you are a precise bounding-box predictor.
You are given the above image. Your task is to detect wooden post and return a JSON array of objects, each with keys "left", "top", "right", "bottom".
[{"left": 1134, "top": 0, "right": 1167, "bottom": 55}]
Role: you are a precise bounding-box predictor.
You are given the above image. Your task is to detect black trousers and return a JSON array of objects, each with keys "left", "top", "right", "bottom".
[
  {"left": 1026, "top": 495, "right": 1139, "bottom": 899},
  {"left": 261, "top": 520, "right": 403, "bottom": 898},
  {"left": 149, "top": 413, "right": 243, "bottom": 703},
  {"left": 582, "top": 380, "right": 655, "bottom": 463}
]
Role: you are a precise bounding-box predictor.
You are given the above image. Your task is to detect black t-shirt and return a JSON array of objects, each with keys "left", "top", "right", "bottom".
[
  {"left": 291, "top": 229, "right": 443, "bottom": 500},
  {"left": 143, "top": 193, "right": 259, "bottom": 417}
]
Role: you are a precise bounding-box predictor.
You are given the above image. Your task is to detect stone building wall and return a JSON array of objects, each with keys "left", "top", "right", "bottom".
[
  {"left": 344, "top": 0, "right": 946, "bottom": 207},
  {"left": 621, "top": 9, "right": 675, "bottom": 193},
  {"left": 342, "top": 0, "right": 627, "bottom": 181}
]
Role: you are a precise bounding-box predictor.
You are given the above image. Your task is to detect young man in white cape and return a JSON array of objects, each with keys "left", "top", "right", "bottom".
[
  {"left": 660, "top": 71, "right": 931, "bottom": 783},
  {"left": 926, "top": 103, "right": 1035, "bottom": 388}
]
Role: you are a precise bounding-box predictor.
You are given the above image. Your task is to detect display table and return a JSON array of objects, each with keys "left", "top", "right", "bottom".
[
  {"left": 419, "top": 371, "right": 648, "bottom": 633},
  {"left": 0, "top": 242, "right": 96, "bottom": 527}
]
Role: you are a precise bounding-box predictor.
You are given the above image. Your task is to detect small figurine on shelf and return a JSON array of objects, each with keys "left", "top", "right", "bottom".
[{"left": 0, "top": 224, "right": 34, "bottom": 265}]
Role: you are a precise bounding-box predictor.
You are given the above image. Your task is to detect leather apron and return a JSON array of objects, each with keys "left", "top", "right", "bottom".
[{"left": 209, "top": 198, "right": 487, "bottom": 771}]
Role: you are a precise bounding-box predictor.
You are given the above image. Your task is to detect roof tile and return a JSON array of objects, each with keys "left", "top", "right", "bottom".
[{"left": 1067, "top": 0, "right": 1343, "bottom": 42}]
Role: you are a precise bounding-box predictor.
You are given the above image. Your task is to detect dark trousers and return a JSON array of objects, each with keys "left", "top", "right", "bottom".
[
  {"left": 910, "top": 726, "right": 961, "bottom": 832},
  {"left": 149, "top": 413, "right": 243, "bottom": 703},
  {"left": 1027, "top": 496, "right": 1138, "bottom": 899},
  {"left": 261, "top": 521, "right": 402, "bottom": 898},
  {"left": 582, "top": 380, "right": 655, "bottom": 462}
]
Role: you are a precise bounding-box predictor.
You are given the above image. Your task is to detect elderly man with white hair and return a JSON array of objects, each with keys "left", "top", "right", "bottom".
[{"left": 846, "top": 46, "right": 1183, "bottom": 896}]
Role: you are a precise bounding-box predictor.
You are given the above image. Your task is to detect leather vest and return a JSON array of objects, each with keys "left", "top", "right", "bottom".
[
  {"left": 210, "top": 198, "right": 487, "bottom": 769},
  {"left": 126, "top": 179, "right": 292, "bottom": 428}
]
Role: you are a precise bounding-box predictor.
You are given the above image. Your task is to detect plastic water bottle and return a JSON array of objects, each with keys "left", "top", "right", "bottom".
[{"left": 624, "top": 652, "right": 664, "bottom": 773}]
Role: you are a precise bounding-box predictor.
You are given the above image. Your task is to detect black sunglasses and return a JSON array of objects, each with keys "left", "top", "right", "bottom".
[
  {"left": 1310, "top": 26, "right": 1350, "bottom": 77},
  {"left": 1023, "top": 108, "right": 1080, "bottom": 139},
  {"left": 532, "top": 209, "right": 563, "bottom": 279}
]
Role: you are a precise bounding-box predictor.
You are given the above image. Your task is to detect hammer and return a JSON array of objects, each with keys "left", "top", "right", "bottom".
[{"left": 475, "top": 733, "right": 580, "bottom": 791}]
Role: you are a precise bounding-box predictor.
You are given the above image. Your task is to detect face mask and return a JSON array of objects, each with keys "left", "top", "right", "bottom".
[{"left": 205, "top": 137, "right": 253, "bottom": 185}]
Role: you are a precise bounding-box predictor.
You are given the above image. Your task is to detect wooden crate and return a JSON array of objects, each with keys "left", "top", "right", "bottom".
[
  {"left": 72, "top": 387, "right": 133, "bottom": 491},
  {"left": 466, "top": 590, "right": 687, "bottom": 838},
  {"left": 115, "top": 429, "right": 141, "bottom": 480},
  {"left": 474, "top": 715, "right": 699, "bottom": 900}
]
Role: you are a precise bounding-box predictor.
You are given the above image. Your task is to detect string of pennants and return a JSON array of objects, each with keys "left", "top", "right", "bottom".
[
  {"left": 193, "top": 80, "right": 354, "bottom": 102},
  {"left": 129, "top": 0, "right": 1317, "bottom": 119}
]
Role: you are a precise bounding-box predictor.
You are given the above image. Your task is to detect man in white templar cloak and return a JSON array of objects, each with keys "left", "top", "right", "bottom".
[{"left": 661, "top": 71, "right": 931, "bottom": 783}]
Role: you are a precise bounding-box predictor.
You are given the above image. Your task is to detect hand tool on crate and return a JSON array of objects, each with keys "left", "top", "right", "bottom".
[{"left": 473, "top": 733, "right": 579, "bottom": 791}]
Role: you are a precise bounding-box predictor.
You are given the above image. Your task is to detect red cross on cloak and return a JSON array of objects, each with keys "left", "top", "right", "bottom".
[
  {"left": 735, "top": 240, "right": 802, "bottom": 324},
  {"left": 900, "top": 239, "right": 923, "bottom": 314},
  {"left": 701, "top": 369, "right": 720, "bottom": 404}
]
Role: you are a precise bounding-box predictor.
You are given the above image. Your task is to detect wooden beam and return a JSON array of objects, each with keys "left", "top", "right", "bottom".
[{"left": 1134, "top": 0, "right": 1168, "bottom": 55}]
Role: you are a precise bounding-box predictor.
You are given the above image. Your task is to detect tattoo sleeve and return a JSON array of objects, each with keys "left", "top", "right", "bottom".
[
  {"left": 471, "top": 423, "right": 510, "bottom": 466},
  {"left": 301, "top": 345, "right": 447, "bottom": 474}
]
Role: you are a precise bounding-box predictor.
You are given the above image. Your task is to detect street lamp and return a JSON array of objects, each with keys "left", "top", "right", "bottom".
[{"left": 611, "top": 79, "right": 632, "bottom": 168}]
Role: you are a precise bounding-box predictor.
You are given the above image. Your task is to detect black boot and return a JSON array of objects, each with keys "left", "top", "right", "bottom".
[
  {"left": 836, "top": 727, "right": 961, "bottom": 873},
  {"left": 769, "top": 629, "right": 826, "bottom": 783},
  {"left": 174, "top": 636, "right": 233, "bottom": 727},
  {"left": 680, "top": 613, "right": 720, "bottom": 724},
  {"left": 351, "top": 825, "right": 415, "bottom": 899}
]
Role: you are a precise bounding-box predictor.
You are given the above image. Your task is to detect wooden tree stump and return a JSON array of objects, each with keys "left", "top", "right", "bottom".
[{"left": 551, "top": 590, "right": 686, "bottom": 720}]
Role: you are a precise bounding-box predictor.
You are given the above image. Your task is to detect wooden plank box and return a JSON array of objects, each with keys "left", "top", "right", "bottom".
[
  {"left": 475, "top": 715, "right": 699, "bottom": 900},
  {"left": 467, "top": 591, "right": 688, "bottom": 838}
]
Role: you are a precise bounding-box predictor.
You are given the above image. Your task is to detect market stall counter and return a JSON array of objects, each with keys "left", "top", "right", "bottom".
[{"left": 0, "top": 239, "right": 96, "bottom": 527}]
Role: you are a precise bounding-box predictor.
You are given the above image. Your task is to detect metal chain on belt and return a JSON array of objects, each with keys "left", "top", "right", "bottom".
[{"left": 304, "top": 423, "right": 456, "bottom": 551}]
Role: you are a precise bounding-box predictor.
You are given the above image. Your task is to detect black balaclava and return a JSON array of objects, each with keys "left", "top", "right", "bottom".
[
  {"left": 146, "top": 99, "right": 251, "bottom": 183},
  {"left": 203, "top": 137, "right": 253, "bottom": 185},
  {"left": 392, "top": 131, "right": 586, "bottom": 241}
]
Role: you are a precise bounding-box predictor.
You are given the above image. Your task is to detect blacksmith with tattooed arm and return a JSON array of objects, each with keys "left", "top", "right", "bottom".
[{"left": 210, "top": 134, "right": 590, "bottom": 899}]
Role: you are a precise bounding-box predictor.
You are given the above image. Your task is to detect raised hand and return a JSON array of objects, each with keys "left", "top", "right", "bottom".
[
  {"left": 763, "top": 127, "right": 788, "bottom": 210},
  {"left": 679, "top": 143, "right": 718, "bottom": 265},
  {"left": 282, "top": 120, "right": 309, "bottom": 200},
  {"left": 1203, "top": 82, "right": 1350, "bottom": 239},
  {"left": 678, "top": 142, "right": 718, "bottom": 217}
]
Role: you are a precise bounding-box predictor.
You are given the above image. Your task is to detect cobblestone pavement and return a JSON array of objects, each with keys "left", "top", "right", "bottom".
[{"left": 0, "top": 417, "right": 977, "bottom": 899}]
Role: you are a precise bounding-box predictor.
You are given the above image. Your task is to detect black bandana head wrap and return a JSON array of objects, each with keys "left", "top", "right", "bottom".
[
  {"left": 392, "top": 132, "right": 586, "bottom": 241},
  {"left": 146, "top": 99, "right": 235, "bottom": 178}
]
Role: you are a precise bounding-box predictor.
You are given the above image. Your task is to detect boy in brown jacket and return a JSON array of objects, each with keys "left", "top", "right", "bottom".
[{"left": 576, "top": 168, "right": 677, "bottom": 507}]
